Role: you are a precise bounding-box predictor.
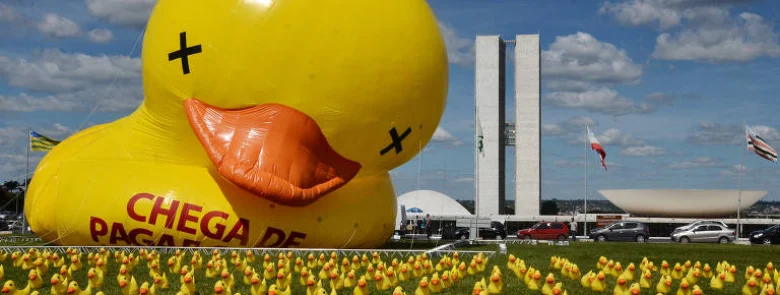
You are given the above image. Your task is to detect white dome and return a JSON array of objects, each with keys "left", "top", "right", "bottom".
[{"left": 396, "top": 190, "right": 472, "bottom": 216}]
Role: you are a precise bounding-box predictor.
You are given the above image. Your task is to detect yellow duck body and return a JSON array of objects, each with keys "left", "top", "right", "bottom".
[
  {"left": 375, "top": 271, "right": 392, "bottom": 291},
  {"left": 581, "top": 271, "right": 594, "bottom": 288},
  {"left": 745, "top": 277, "right": 760, "bottom": 295},
  {"left": 25, "top": 0, "right": 448, "bottom": 249},
  {"left": 50, "top": 274, "right": 68, "bottom": 295},
  {"left": 529, "top": 271, "right": 542, "bottom": 291},
  {"left": 677, "top": 278, "right": 693, "bottom": 295},
  {"left": 591, "top": 271, "right": 606, "bottom": 292},
  {"left": 614, "top": 277, "right": 629, "bottom": 295},
  {"left": 414, "top": 277, "right": 431, "bottom": 295},
  {"left": 700, "top": 264, "right": 712, "bottom": 279},
  {"left": 542, "top": 273, "right": 556, "bottom": 295},
  {"left": 1, "top": 280, "right": 32, "bottom": 295},
  {"left": 387, "top": 267, "right": 400, "bottom": 287},
  {"left": 428, "top": 274, "right": 442, "bottom": 294},
  {"left": 627, "top": 283, "right": 641, "bottom": 295},
  {"left": 671, "top": 263, "right": 685, "bottom": 280},
  {"left": 657, "top": 275, "right": 672, "bottom": 294},
  {"left": 353, "top": 276, "right": 369, "bottom": 295},
  {"left": 87, "top": 267, "right": 102, "bottom": 289},
  {"left": 711, "top": 272, "right": 726, "bottom": 290},
  {"left": 487, "top": 273, "right": 503, "bottom": 294},
  {"left": 26, "top": 270, "right": 43, "bottom": 290},
  {"left": 66, "top": 281, "right": 91, "bottom": 295},
  {"left": 685, "top": 268, "right": 701, "bottom": 285},
  {"left": 640, "top": 270, "right": 653, "bottom": 288},
  {"left": 727, "top": 266, "right": 738, "bottom": 283},
  {"left": 761, "top": 283, "right": 776, "bottom": 295},
  {"left": 139, "top": 282, "right": 156, "bottom": 295},
  {"left": 343, "top": 271, "right": 356, "bottom": 288},
  {"left": 250, "top": 276, "right": 267, "bottom": 295}
]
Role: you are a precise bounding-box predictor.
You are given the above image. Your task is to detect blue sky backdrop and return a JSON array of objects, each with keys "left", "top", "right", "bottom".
[{"left": 2, "top": 0, "right": 780, "bottom": 201}]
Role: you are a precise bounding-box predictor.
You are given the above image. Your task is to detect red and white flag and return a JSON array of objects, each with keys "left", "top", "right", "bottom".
[
  {"left": 746, "top": 125, "right": 778, "bottom": 163},
  {"left": 587, "top": 126, "right": 607, "bottom": 170}
]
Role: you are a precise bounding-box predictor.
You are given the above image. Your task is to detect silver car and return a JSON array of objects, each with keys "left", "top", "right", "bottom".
[
  {"left": 672, "top": 220, "right": 729, "bottom": 234},
  {"left": 671, "top": 224, "right": 736, "bottom": 243}
]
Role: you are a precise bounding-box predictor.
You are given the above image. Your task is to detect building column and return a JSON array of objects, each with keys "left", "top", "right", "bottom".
[
  {"left": 475, "top": 35, "right": 506, "bottom": 217},
  {"left": 514, "top": 34, "right": 541, "bottom": 217}
]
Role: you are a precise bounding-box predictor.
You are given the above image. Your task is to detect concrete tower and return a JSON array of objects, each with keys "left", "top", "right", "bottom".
[
  {"left": 474, "top": 36, "right": 506, "bottom": 217},
  {"left": 513, "top": 34, "right": 541, "bottom": 217},
  {"left": 474, "top": 34, "right": 540, "bottom": 217}
]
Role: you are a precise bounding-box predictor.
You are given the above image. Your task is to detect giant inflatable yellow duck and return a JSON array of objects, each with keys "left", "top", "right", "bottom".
[{"left": 26, "top": 0, "right": 448, "bottom": 248}]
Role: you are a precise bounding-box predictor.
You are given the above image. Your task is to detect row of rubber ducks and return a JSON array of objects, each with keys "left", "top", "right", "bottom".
[
  {"left": 0, "top": 247, "right": 498, "bottom": 295},
  {"left": 3, "top": 246, "right": 778, "bottom": 295}
]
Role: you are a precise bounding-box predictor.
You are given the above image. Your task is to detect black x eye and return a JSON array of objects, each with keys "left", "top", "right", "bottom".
[{"left": 380, "top": 127, "right": 412, "bottom": 156}]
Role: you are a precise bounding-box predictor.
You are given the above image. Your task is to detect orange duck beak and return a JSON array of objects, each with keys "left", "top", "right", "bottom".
[{"left": 184, "top": 99, "right": 361, "bottom": 206}]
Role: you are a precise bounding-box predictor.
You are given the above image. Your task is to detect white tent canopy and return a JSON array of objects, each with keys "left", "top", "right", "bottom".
[{"left": 394, "top": 190, "right": 472, "bottom": 226}]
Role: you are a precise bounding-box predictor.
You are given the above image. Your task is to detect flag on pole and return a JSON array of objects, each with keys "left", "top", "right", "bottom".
[
  {"left": 29, "top": 130, "right": 61, "bottom": 152},
  {"left": 746, "top": 125, "right": 778, "bottom": 163},
  {"left": 587, "top": 126, "right": 608, "bottom": 170},
  {"left": 476, "top": 109, "right": 484, "bottom": 157}
]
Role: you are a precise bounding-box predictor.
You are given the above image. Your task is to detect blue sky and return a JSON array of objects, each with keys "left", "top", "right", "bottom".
[{"left": 2, "top": 0, "right": 780, "bottom": 202}]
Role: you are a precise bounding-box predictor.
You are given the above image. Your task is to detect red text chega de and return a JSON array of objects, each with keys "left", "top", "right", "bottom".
[{"left": 89, "top": 193, "right": 307, "bottom": 247}]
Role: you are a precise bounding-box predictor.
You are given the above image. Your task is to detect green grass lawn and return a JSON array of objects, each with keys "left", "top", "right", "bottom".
[{"left": 0, "top": 242, "right": 776, "bottom": 294}]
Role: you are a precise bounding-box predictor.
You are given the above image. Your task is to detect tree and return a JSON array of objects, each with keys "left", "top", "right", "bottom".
[{"left": 540, "top": 200, "right": 559, "bottom": 215}]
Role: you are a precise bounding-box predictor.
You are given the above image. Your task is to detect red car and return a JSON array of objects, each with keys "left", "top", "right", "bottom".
[{"left": 517, "top": 222, "right": 570, "bottom": 240}]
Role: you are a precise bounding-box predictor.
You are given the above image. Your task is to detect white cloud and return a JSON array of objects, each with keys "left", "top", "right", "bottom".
[
  {"left": 451, "top": 177, "right": 474, "bottom": 183},
  {"left": 564, "top": 116, "right": 598, "bottom": 129},
  {"left": 0, "top": 93, "right": 80, "bottom": 112},
  {"left": 545, "top": 80, "right": 591, "bottom": 92},
  {"left": 748, "top": 125, "right": 780, "bottom": 141},
  {"left": 620, "top": 145, "right": 668, "bottom": 156},
  {"left": 540, "top": 32, "right": 654, "bottom": 116},
  {"left": 37, "top": 13, "right": 81, "bottom": 38},
  {"left": 542, "top": 32, "right": 643, "bottom": 84},
  {"left": 668, "top": 156, "right": 722, "bottom": 169},
  {"left": 644, "top": 92, "right": 676, "bottom": 105},
  {"left": 0, "top": 3, "right": 18, "bottom": 22},
  {"left": 554, "top": 158, "right": 623, "bottom": 169},
  {"left": 438, "top": 22, "right": 475, "bottom": 67},
  {"left": 0, "top": 83, "right": 143, "bottom": 113},
  {"left": 38, "top": 123, "right": 73, "bottom": 138},
  {"left": 601, "top": 0, "right": 777, "bottom": 62},
  {"left": 686, "top": 123, "right": 780, "bottom": 145},
  {"left": 545, "top": 87, "right": 655, "bottom": 116},
  {"left": 430, "top": 126, "right": 462, "bottom": 146},
  {"left": 720, "top": 164, "right": 748, "bottom": 177},
  {"left": 543, "top": 116, "right": 599, "bottom": 137},
  {"left": 653, "top": 12, "right": 780, "bottom": 62},
  {"left": 570, "top": 128, "right": 644, "bottom": 147},
  {"left": 542, "top": 124, "right": 566, "bottom": 136},
  {"left": 0, "top": 49, "right": 141, "bottom": 93},
  {"left": 0, "top": 153, "right": 43, "bottom": 182},
  {"left": 88, "top": 29, "right": 113, "bottom": 44},
  {"left": 86, "top": 0, "right": 156, "bottom": 28},
  {"left": 598, "top": 128, "right": 645, "bottom": 146},
  {"left": 686, "top": 122, "right": 739, "bottom": 144},
  {"left": 599, "top": 0, "right": 754, "bottom": 30},
  {"left": 0, "top": 126, "right": 26, "bottom": 147}
]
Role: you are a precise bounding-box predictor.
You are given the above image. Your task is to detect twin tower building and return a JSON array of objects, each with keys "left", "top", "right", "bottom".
[{"left": 474, "top": 35, "right": 541, "bottom": 218}]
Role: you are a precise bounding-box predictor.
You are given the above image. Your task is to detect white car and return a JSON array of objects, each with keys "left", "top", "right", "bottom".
[{"left": 672, "top": 220, "right": 729, "bottom": 234}]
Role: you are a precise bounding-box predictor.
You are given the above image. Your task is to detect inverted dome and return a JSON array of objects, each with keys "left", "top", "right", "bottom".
[
  {"left": 396, "top": 190, "right": 472, "bottom": 216},
  {"left": 599, "top": 189, "right": 768, "bottom": 217}
]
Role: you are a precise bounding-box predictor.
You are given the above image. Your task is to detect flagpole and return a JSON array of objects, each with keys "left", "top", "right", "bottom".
[
  {"left": 23, "top": 127, "right": 30, "bottom": 235},
  {"left": 737, "top": 124, "right": 747, "bottom": 239},
  {"left": 584, "top": 126, "right": 588, "bottom": 235},
  {"left": 473, "top": 106, "right": 479, "bottom": 241}
]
